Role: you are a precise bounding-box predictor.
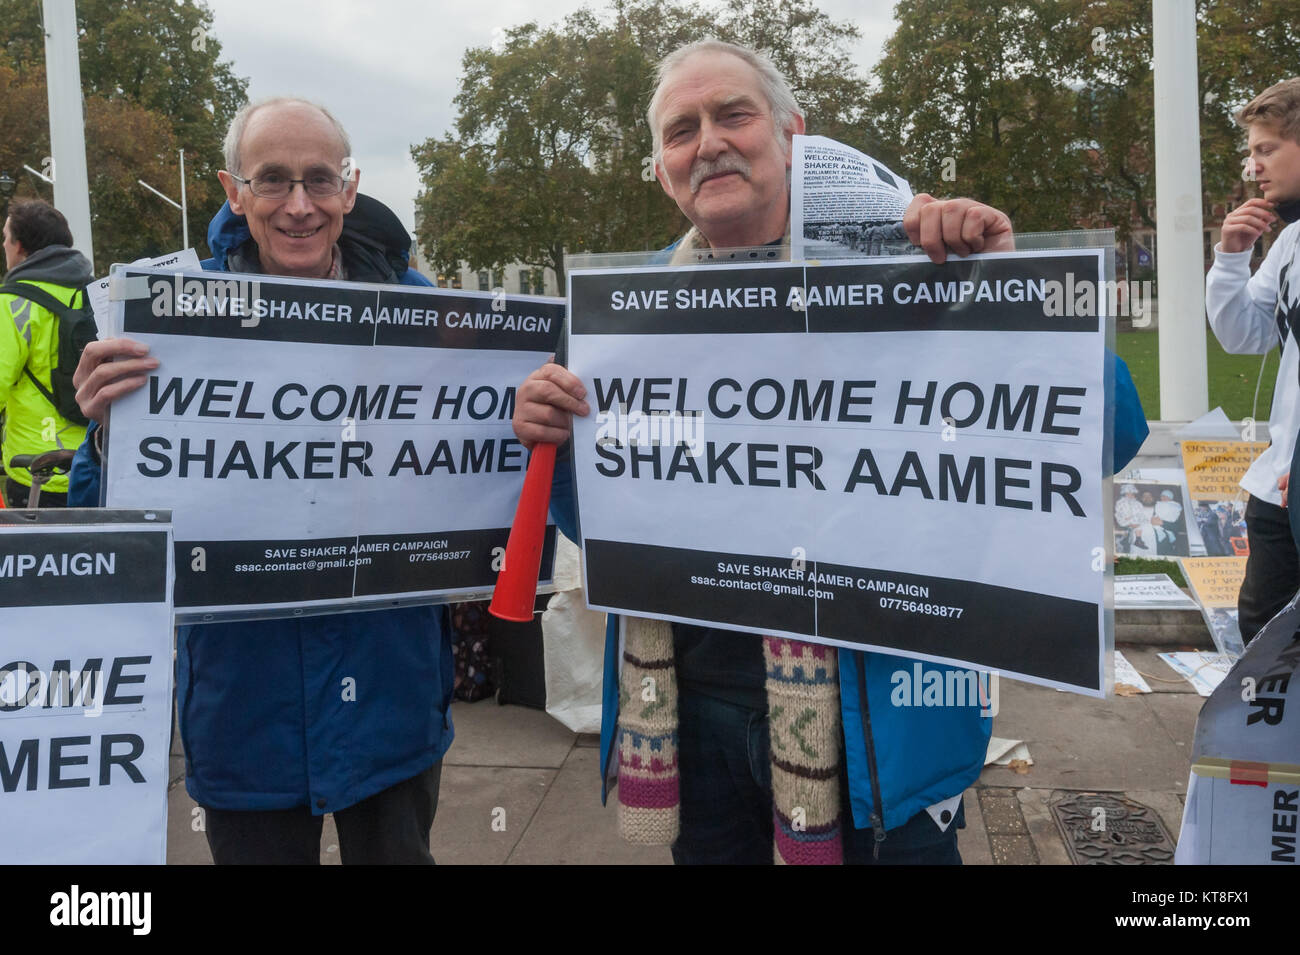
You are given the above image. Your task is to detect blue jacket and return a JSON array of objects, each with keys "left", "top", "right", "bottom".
[
  {"left": 552, "top": 255, "right": 1150, "bottom": 834},
  {"left": 69, "top": 197, "right": 454, "bottom": 814}
]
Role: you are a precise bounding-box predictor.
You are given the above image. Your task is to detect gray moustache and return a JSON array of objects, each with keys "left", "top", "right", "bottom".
[{"left": 690, "top": 158, "right": 751, "bottom": 193}]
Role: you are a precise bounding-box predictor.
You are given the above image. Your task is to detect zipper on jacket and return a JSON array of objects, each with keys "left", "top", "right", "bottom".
[
  {"left": 854, "top": 650, "right": 887, "bottom": 859},
  {"left": 602, "top": 718, "right": 619, "bottom": 805}
]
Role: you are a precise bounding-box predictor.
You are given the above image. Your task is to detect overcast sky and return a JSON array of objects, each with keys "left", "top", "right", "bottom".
[{"left": 205, "top": 0, "right": 898, "bottom": 234}]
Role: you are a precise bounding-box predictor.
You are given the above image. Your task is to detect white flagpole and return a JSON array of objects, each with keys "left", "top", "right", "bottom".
[
  {"left": 1152, "top": 0, "right": 1208, "bottom": 420},
  {"left": 42, "top": 0, "right": 94, "bottom": 271}
]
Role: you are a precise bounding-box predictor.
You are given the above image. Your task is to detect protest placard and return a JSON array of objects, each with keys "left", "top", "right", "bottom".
[
  {"left": 1176, "top": 591, "right": 1300, "bottom": 864},
  {"left": 103, "top": 268, "right": 563, "bottom": 620},
  {"left": 0, "top": 510, "right": 173, "bottom": 864},
  {"left": 1179, "top": 440, "right": 1263, "bottom": 557},
  {"left": 567, "top": 248, "right": 1111, "bottom": 694},
  {"left": 1114, "top": 573, "right": 1199, "bottom": 610},
  {"left": 1181, "top": 439, "right": 1269, "bottom": 500},
  {"left": 1178, "top": 556, "right": 1248, "bottom": 657}
]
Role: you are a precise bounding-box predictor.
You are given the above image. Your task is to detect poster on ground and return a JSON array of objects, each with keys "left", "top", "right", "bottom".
[
  {"left": 0, "top": 509, "right": 173, "bottom": 864},
  {"left": 567, "top": 247, "right": 1112, "bottom": 695},
  {"left": 1114, "top": 573, "right": 1199, "bottom": 611},
  {"left": 1178, "top": 557, "right": 1248, "bottom": 658},
  {"left": 103, "top": 267, "right": 563, "bottom": 620},
  {"left": 1179, "top": 440, "right": 1263, "bottom": 558},
  {"left": 1112, "top": 480, "right": 1189, "bottom": 557}
]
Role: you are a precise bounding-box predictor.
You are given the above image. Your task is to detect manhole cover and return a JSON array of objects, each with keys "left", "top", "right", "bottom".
[{"left": 1050, "top": 793, "right": 1176, "bottom": 865}]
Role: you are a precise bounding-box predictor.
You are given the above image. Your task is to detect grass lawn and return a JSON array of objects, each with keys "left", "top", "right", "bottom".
[
  {"left": 1115, "top": 556, "right": 1187, "bottom": 586},
  {"left": 1116, "top": 328, "right": 1278, "bottom": 423}
]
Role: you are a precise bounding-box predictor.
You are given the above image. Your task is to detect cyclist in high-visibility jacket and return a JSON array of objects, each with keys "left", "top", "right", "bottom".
[{"left": 0, "top": 199, "right": 92, "bottom": 507}]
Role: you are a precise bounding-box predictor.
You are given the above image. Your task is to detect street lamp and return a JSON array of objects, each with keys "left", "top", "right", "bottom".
[
  {"left": 138, "top": 149, "right": 190, "bottom": 250},
  {"left": 0, "top": 172, "right": 15, "bottom": 219}
]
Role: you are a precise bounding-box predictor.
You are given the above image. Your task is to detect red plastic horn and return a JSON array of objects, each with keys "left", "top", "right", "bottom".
[{"left": 489, "top": 442, "right": 557, "bottom": 621}]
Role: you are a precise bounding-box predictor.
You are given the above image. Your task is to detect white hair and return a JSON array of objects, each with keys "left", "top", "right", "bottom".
[
  {"left": 647, "top": 39, "right": 804, "bottom": 161},
  {"left": 222, "top": 96, "right": 352, "bottom": 176}
]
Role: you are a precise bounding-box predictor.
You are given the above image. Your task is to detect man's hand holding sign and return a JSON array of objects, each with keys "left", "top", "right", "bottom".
[{"left": 74, "top": 338, "right": 158, "bottom": 424}]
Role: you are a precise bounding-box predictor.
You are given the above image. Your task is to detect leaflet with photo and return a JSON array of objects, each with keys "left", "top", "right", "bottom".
[
  {"left": 1178, "top": 556, "right": 1248, "bottom": 658},
  {"left": 790, "top": 134, "right": 915, "bottom": 261}
]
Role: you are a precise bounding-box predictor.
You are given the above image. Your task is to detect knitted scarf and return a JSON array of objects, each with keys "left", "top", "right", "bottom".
[
  {"left": 616, "top": 620, "right": 844, "bottom": 864},
  {"left": 614, "top": 226, "right": 845, "bottom": 865}
]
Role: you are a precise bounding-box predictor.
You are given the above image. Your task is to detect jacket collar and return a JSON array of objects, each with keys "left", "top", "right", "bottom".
[
  {"left": 1276, "top": 198, "right": 1300, "bottom": 224},
  {"left": 206, "top": 193, "right": 412, "bottom": 283},
  {"left": 3, "top": 244, "right": 94, "bottom": 287}
]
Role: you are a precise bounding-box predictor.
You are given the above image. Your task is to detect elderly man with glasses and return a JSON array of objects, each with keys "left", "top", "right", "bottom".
[{"left": 67, "top": 97, "right": 452, "bottom": 865}]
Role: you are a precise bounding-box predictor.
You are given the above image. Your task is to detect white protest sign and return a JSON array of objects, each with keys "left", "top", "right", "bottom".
[
  {"left": 103, "top": 268, "right": 563, "bottom": 620},
  {"left": 567, "top": 249, "right": 1111, "bottom": 695},
  {"left": 1115, "top": 573, "right": 1199, "bottom": 610},
  {"left": 1177, "top": 765, "right": 1300, "bottom": 864},
  {"left": 0, "top": 510, "right": 173, "bottom": 864},
  {"left": 1176, "top": 592, "right": 1300, "bottom": 863}
]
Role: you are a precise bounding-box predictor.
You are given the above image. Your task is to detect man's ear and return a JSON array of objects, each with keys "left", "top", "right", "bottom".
[
  {"left": 342, "top": 169, "right": 360, "bottom": 215},
  {"left": 654, "top": 158, "right": 676, "bottom": 201},
  {"left": 217, "top": 171, "right": 244, "bottom": 216},
  {"left": 784, "top": 114, "right": 806, "bottom": 167}
]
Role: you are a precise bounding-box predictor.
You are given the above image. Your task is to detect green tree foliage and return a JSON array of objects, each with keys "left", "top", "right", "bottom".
[
  {"left": 871, "top": 0, "right": 1300, "bottom": 242},
  {"left": 0, "top": 63, "right": 180, "bottom": 272},
  {"left": 869, "top": 1, "right": 1085, "bottom": 232},
  {"left": 413, "top": 0, "right": 878, "bottom": 287},
  {"left": 0, "top": 0, "right": 248, "bottom": 265}
]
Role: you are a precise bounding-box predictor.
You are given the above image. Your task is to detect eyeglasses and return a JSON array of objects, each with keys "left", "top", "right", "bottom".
[{"left": 229, "top": 172, "right": 349, "bottom": 199}]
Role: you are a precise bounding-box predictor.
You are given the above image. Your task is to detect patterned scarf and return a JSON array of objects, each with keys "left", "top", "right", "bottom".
[
  {"left": 616, "top": 619, "right": 844, "bottom": 864},
  {"left": 614, "top": 226, "right": 845, "bottom": 864}
]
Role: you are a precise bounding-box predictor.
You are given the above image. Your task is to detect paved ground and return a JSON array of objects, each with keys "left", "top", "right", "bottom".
[{"left": 164, "top": 639, "right": 1200, "bottom": 865}]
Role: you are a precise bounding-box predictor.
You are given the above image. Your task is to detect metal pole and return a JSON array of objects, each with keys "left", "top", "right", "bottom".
[
  {"left": 1152, "top": 0, "right": 1208, "bottom": 420},
  {"left": 41, "top": 0, "right": 94, "bottom": 271},
  {"left": 179, "top": 148, "right": 189, "bottom": 250}
]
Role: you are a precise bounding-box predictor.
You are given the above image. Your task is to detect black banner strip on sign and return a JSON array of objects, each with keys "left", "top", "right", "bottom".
[
  {"left": 373, "top": 290, "right": 564, "bottom": 353},
  {"left": 351, "top": 526, "right": 555, "bottom": 596},
  {"left": 0, "top": 531, "right": 168, "bottom": 607},
  {"left": 570, "top": 266, "right": 807, "bottom": 335},
  {"left": 811, "top": 557, "right": 1099, "bottom": 690},
  {"left": 174, "top": 537, "right": 358, "bottom": 607},
  {"left": 583, "top": 538, "right": 1100, "bottom": 690},
  {"left": 804, "top": 256, "right": 1101, "bottom": 334},
  {"left": 571, "top": 254, "right": 1101, "bottom": 337},
  {"left": 173, "top": 526, "right": 556, "bottom": 607},
  {"left": 584, "top": 538, "right": 818, "bottom": 637},
  {"left": 122, "top": 271, "right": 376, "bottom": 346}
]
